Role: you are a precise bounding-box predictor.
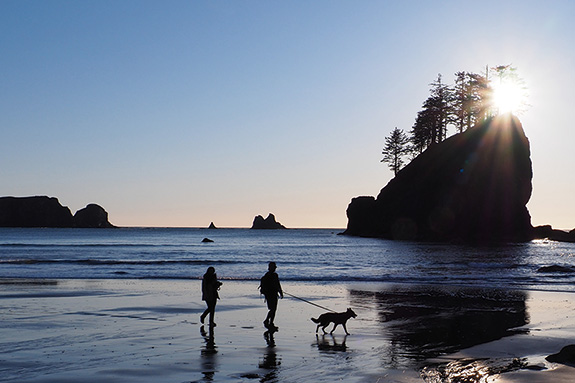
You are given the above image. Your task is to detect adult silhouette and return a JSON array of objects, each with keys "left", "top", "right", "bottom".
[
  {"left": 200, "top": 266, "right": 222, "bottom": 327},
  {"left": 259, "top": 262, "right": 283, "bottom": 330}
]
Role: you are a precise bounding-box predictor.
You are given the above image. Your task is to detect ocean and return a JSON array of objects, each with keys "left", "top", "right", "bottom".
[{"left": 1, "top": 227, "right": 575, "bottom": 292}]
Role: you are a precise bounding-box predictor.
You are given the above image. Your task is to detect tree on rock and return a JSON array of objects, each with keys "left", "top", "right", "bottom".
[
  {"left": 451, "top": 71, "right": 489, "bottom": 132},
  {"left": 411, "top": 74, "right": 452, "bottom": 153},
  {"left": 381, "top": 127, "right": 410, "bottom": 175}
]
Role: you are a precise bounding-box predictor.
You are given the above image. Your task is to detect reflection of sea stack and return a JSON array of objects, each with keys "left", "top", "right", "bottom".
[
  {"left": 251, "top": 213, "right": 286, "bottom": 229},
  {"left": 208, "top": 222, "right": 217, "bottom": 229},
  {"left": 546, "top": 345, "right": 575, "bottom": 365},
  {"left": 344, "top": 115, "right": 533, "bottom": 243}
]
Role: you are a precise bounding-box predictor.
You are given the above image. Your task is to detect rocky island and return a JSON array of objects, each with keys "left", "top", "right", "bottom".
[
  {"left": 344, "top": 115, "right": 536, "bottom": 243},
  {"left": 0, "top": 196, "right": 115, "bottom": 228},
  {"left": 251, "top": 213, "right": 286, "bottom": 229}
]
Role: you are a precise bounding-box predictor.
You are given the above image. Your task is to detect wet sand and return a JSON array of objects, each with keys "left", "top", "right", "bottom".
[{"left": 0, "top": 279, "right": 574, "bottom": 382}]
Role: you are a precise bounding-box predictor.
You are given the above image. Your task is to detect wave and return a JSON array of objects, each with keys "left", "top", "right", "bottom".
[
  {"left": 0, "top": 243, "right": 180, "bottom": 248},
  {"left": 0, "top": 258, "right": 251, "bottom": 266}
]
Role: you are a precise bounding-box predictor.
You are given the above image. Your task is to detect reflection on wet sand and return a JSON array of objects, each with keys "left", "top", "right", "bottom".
[
  {"left": 259, "top": 329, "right": 281, "bottom": 382},
  {"left": 314, "top": 334, "right": 348, "bottom": 353},
  {"left": 200, "top": 325, "right": 217, "bottom": 381},
  {"left": 421, "top": 357, "right": 530, "bottom": 383},
  {"left": 349, "top": 285, "right": 528, "bottom": 368}
]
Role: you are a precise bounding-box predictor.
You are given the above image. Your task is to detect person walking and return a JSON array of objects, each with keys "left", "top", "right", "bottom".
[
  {"left": 200, "top": 266, "right": 222, "bottom": 327},
  {"left": 259, "top": 262, "right": 283, "bottom": 330}
]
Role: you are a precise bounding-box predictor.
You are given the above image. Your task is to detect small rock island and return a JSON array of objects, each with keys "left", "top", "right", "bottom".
[{"left": 251, "top": 213, "right": 286, "bottom": 229}]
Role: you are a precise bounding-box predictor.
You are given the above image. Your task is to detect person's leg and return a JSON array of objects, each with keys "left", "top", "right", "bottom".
[
  {"left": 265, "top": 295, "right": 278, "bottom": 327},
  {"left": 200, "top": 303, "right": 209, "bottom": 323},
  {"left": 207, "top": 300, "right": 217, "bottom": 326}
]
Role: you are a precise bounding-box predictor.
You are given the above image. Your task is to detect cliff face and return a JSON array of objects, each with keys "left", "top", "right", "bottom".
[
  {"left": 344, "top": 115, "right": 533, "bottom": 243},
  {"left": 0, "top": 196, "right": 115, "bottom": 228},
  {"left": 0, "top": 196, "right": 74, "bottom": 227}
]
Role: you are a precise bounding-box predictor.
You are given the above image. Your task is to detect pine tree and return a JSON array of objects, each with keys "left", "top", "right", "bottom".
[
  {"left": 410, "top": 74, "right": 452, "bottom": 153},
  {"left": 428, "top": 74, "right": 451, "bottom": 142},
  {"left": 381, "top": 127, "right": 411, "bottom": 175},
  {"left": 451, "top": 71, "right": 475, "bottom": 133}
]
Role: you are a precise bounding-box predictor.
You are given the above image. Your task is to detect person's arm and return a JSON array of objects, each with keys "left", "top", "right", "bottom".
[{"left": 278, "top": 275, "right": 283, "bottom": 298}]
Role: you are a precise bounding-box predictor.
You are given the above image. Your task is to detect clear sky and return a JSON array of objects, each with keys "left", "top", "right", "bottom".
[{"left": 1, "top": 1, "right": 574, "bottom": 229}]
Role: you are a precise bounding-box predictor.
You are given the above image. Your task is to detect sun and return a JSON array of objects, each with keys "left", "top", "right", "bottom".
[
  {"left": 489, "top": 67, "right": 529, "bottom": 115},
  {"left": 491, "top": 81, "right": 525, "bottom": 114}
]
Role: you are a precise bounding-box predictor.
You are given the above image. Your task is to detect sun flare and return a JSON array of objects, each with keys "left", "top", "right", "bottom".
[
  {"left": 489, "top": 67, "right": 528, "bottom": 115},
  {"left": 491, "top": 82, "right": 523, "bottom": 114}
]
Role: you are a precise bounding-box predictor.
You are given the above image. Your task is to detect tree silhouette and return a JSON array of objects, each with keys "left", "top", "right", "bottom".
[
  {"left": 385, "top": 65, "right": 527, "bottom": 171},
  {"left": 410, "top": 74, "right": 452, "bottom": 153},
  {"left": 381, "top": 127, "right": 410, "bottom": 175},
  {"left": 451, "top": 71, "right": 488, "bottom": 132}
]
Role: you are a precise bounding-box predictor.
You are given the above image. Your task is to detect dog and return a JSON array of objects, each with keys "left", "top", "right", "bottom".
[{"left": 311, "top": 308, "right": 357, "bottom": 335}]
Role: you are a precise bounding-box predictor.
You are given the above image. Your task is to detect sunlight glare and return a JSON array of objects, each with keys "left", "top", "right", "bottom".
[{"left": 491, "top": 80, "right": 526, "bottom": 115}]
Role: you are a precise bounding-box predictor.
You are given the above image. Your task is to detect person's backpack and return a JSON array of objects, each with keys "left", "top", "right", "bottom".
[{"left": 259, "top": 272, "right": 272, "bottom": 295}]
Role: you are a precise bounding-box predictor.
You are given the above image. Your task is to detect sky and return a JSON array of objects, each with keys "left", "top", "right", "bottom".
[{"left": 1, "top": 1, "right": 575, "bottom": 229}]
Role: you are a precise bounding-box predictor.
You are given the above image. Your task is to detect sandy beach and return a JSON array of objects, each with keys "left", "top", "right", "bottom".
[{"left": 1, "top": 279, "right": 574, "bottom": 382}]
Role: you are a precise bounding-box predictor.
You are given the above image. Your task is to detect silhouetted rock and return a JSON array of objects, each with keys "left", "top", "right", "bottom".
[
  {"left": 0, "top": 196, "right": 114, "bottom": 228},
  {"left": 532, "top": 225, "right": 575, "bottom": 242},
  {"left": 532, "top": 225, "right": 553, "bottom": 239},
  {"left": 208, "top": 222, "right": 217, "bottom": 229},
  {"left": 0, "top": 196, "right": 74, "bottom": 227},
  {"left": 344, "top": 115, "right": 533, "bottom": 243},
  {"left": 537, "top": 265, "right": 575, "bottom": 273},
  {"left": 202, "top": 237, "right": 214, "bottom": 243},
  {"left": 546, "top": 345, "right": 575, "bottom": 365},
  {"left": 73, "top": 204, "right": 115, "bottom": 228},
  {"left": 251, "top": 213, "right": 286, "bottom": 229}
]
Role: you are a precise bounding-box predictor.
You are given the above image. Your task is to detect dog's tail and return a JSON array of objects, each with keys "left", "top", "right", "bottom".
[{"left": 310, "top": 317, "right": 319, "bottom": 323}]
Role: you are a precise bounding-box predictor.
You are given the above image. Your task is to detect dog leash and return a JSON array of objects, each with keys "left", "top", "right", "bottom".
[{"left": 283, "top": 291, "right": 337, "bottom": 313}]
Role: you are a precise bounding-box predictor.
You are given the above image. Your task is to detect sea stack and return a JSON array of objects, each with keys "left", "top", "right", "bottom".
[
  {"left": 73, "top": 204, "right": 115, "bottom": 228},
  {"left": 0, "top": 196, "right": 74, "bottom": 227},
  {"left": 251, "top": 213, "right": 287, "bottom": 229},
  {"left": 343, "top": 115, "right": 533, "bottom": 243},
  {"left": 0, "top": 196, "right": 115, "bottom": 228}
]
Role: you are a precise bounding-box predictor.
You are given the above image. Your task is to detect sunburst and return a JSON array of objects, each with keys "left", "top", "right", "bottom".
[{"left": 489, "top": 67, "right": 529, "bottom": 115}]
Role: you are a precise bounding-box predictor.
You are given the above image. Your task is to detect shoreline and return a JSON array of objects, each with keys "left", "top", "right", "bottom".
[
  {"left": 4, "top": 277, "right": 575, "bottom": 294},
  {"left": 1, "top": 279, "right": 574, "bottom": 382}
]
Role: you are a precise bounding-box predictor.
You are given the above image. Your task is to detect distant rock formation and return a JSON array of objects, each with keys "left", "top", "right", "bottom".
[
  {"left": 251, "top": 213, "right": 286, "bottom": 229},
  {"left": 0, "top": 196, "right": 74, "bottom": 227},
  {"left": 0, "top": 196, "right": 115, "bottom": 228},
  {"left": 73, "top": 204, "right": 115, "bottom": 228},
  {"left": 532, "top": 225, "right": 575, "bottom": 242},
  {"left": 343, "top": 115, "right": 534, "bottom": 243},
  {"left": 208, "top": 222, "right": 217, "bottom": 229}
]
